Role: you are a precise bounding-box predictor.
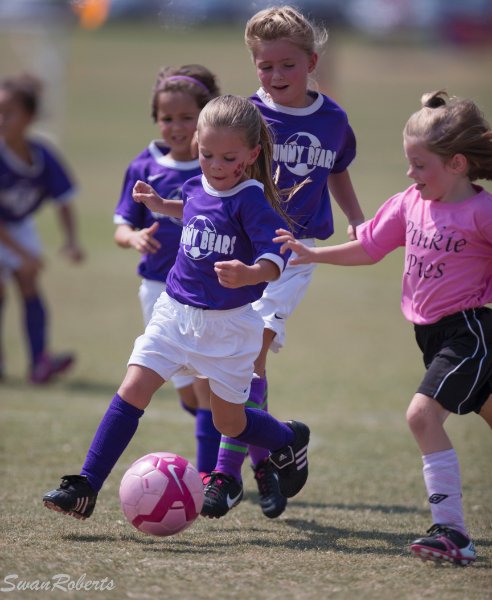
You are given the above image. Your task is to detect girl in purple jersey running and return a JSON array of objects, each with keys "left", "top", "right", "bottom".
[
  {"left": 42, "top": 94, "right": 310, "bottom": 521},
  {"left": 0, "top": 73, "right": 84, "bottom": 384},
  {"left": 203, "top": 4, "right": 365, "bottom": 521},
  {"left": 276, "top": 90, "right": 492, "bottom": 566},
  {"left": 113, "top": 64, "right": 221, "bottom": 477}
]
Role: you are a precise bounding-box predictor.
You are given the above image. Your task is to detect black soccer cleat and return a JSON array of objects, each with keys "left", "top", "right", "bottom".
[
  {"left": 43, "top": 475, "right": 97, "bottom": 520},
  {"left": 253, "top": 458, "right": 287, "bottom": 519},
  {"left": 201, "top": 472, "right": 243, "bottom": 519},
  {"left": 410, "top": 524, "right": 477, "bottom": 566},
  {"left": 269, "top": 420, "right": 309, "bottom": 498}
]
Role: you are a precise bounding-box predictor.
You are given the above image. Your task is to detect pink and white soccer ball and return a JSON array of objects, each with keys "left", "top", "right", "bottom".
[{"left": 119, "top": 452, "right": 204, "bottom": 537}]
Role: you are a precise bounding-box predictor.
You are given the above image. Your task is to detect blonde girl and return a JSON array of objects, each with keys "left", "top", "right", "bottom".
[
  {"left": 43, "top": 95, "right": 310, "bottom": 520},
  {"left": 204, "top": 4, "right": 365, "bottom": 521},
  {"left": 276, "top": 91, "right": 492, "bottom": 566}
]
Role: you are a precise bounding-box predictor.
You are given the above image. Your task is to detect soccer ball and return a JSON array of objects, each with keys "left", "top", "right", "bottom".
[{"left": 119, "top": 452, "right": 204, "bottom": 537}]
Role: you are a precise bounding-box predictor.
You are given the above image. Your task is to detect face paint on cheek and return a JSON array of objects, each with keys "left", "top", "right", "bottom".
[{"left": 233, "top": 162, "right": 245, "bottom": 178}]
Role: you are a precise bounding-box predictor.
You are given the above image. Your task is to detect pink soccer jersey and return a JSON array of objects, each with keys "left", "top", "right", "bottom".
[{"left": 357, "top": 184, "right": 492, "bottom": 325}]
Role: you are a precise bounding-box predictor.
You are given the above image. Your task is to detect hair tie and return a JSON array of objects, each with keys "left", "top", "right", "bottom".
[{"left": 165, "top": 75, "right": 210, "bottom": 93}]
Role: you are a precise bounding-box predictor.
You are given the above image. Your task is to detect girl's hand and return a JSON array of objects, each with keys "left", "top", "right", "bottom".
[
  {"left": 214, "top": 260, "right": 252, "bottom": 288},
  {"left": 347, "top": 219, "right": 364, "bottom": 241},
  {"left": 130, "top": 222, "right": 161, "bottom": 254},
  {"left": 273, "top": 229, "right": 315, "bottom": 265},
  {"left": 61, "top": 241, "right": 85, "bottom": 263},
  {"left": 132, "top": 180, "right": 166, "bottom": 213},
  {"left": 132, "top": 180, "right": 184, "bottom": 219}
]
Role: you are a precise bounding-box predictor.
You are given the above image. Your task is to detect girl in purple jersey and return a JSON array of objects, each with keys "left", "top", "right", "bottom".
[
  {"left": 276, "top": 91, "right": 492, "bottom": 566},
  {"left": 42, "top": 94, "right": 310, "bottom": 521},
  {"left": 203, "top": 5, "right": 365, "bottom": 521},
  {"left": 113, "top": 64, "right": 221, "bottom": 477},
  {"left": 0, "top": 73, "right": 84, "bottom": 384}
]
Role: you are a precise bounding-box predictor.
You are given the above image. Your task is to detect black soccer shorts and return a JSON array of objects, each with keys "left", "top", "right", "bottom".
[{"left": 414, "top": 307, "right": 492, "bottom": 415}]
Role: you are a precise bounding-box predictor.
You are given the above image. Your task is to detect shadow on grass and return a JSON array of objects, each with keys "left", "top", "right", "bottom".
[
  {"left": 0, "top": 375, "right": 119, "bottom": 395},
  {"left": 62, "top": 525, "right": 491, "bottom": 566},
  {"left": 242, "top": 490, "right": 427, "bottom": 515},
  {"left": 63, "top": 378, "right": 121, "bottom": 395}
]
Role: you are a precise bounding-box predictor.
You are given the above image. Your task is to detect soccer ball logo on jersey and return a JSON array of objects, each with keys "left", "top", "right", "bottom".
[
  {"left": 274, "top": 131, "right": 337, "bottom": 177},
  {"left": 181, "top": 215, "right": 236, "bottom": 260}
]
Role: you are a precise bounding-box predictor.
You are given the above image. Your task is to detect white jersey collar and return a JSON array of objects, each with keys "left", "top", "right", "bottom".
[
  {"left": 201, "top": 175, "right": 264, "bottom": 197},
  {"left": 256, "top": 87, "right": 323, "bottom": 116},
  {"left": 0, "top": 138, "right": 44, "bottom": 177},
  {"left": 148, "top": 140, "right": 200, "bottom": 170}
]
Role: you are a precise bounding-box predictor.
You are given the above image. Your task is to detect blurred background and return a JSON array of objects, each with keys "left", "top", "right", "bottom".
[
  {"left": 1, "top": 0, "right": 491, "bottom": 137},
  {"left": 0, "top": 0, "right": 491, "bottom": 383},
  {"left": 1, "top": 7, "right": 491, "bottom": 593}
]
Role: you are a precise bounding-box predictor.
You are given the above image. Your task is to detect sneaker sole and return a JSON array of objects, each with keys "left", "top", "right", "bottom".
[
  {"left": 262, "top": 501, "right": 287, "bottom": 519},
  {"left": 43, "top": 500, "right": 88, "bottom": 521},
  {"left": 410, "top": 544, "right": 476, "bottom": 566}
]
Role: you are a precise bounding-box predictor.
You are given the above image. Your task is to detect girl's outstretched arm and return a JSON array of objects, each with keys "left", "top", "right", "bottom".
[
  {"left": 274, "top": 228, "right": 376, "bottom": 266},
  {"left": 132, "top": 180, "right": 184, "bottom": 219}
]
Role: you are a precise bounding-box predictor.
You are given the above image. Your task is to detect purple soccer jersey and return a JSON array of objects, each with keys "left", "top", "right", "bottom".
[
  {"left": 0, "top": 138, "right": 76, "bottom": 222},
  {"left": 251, "top": 88, "right": 356, "bottom": 240},
  {"left": 166, "top": 175, "right": 290, "bottom": 310},
  {"left": 114, "top": 140, "right": 201, "bottom": 282}
]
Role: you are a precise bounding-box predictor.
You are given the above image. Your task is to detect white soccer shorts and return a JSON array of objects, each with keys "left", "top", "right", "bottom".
[
  {"left": 0, "top": 218, "right": 42, "bottom": 280},
  {"left": 138, "top": 278, "right": 195, "bottom": 390},
  {"left": 128, "top": 292, "right": 264, "bottom": 404},
  {"left": 252, "top": 237, "right": 316, "bottom": 352}
]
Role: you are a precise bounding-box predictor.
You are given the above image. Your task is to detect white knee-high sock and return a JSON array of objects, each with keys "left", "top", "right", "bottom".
[{"left": 422, "top": 449, "right": 467, "bottom": 536}]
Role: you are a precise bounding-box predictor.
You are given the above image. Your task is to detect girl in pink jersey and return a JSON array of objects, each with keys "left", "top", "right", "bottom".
[{"left": 275, "top": 90, "right": 492, "bottom": 566}]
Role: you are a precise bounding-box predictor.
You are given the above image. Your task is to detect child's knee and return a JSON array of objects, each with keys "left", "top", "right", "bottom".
[
  {"left": 212, "top": 416, "right": 243, "bottom": 438},
  {"left": 118, "top": 365, "right": 164, "bottom": 409},
  {"left": 406, "top": 393, "right": 442, "bottom": 435},
  {"left": 406, "top": 394, "right": 429, "bottom": 434}
]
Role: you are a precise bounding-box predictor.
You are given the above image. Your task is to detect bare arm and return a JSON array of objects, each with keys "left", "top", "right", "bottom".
[
  {"left": 328, "top": 170, "right": 365, "bottom": 240},
  {"left": 214, "top": 258, "right": 281, "bottom": 289},
  {"left": 132, "top": 180, "right": 184, "bottom": 219},
  {"left": 274, "top": 228, "right": 376, "bottom": 266},
  {"left": 56, "top": 203, "right": 85, "bottom": 262},
  {"left": 114, "top": 222, "right": 161, "bottom": 254}
]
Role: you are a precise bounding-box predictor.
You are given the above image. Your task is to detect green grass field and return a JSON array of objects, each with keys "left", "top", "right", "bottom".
[{"left": 1, "top": 21, "right": 492, "bottom": 600}]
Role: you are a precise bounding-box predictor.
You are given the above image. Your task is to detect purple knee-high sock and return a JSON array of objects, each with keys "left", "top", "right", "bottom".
[
  {"left": 234, "top": 407, "right": 293, "bottom": 451},
  {"left": 180, "top": 398, "right": 197, "bottom": 417},
  {"left": 195, "top": 408, "right": 221, "bottom": 474},
  {"left": 248, "top": 377, "right": 270, "bottom": 467},
  {"left": 80, "top": 393, "right": 144, "bottom": 492},
  {"left": 24, "top": 295, "right": 46, "bottom": 365},
  {"left": 214, "top": 376, "right": 266, "bottom": 482}
]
